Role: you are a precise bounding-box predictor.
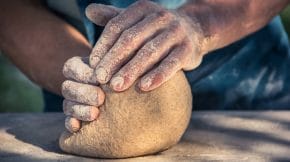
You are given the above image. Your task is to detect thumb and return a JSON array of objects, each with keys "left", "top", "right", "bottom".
[{"left": 85, "top": 3, "right": 122, "bottom": 26}]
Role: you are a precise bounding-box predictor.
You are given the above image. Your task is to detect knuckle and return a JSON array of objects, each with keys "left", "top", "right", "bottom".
[
  {"left": 119, "top": 30, "right": 135, "bottom": 46},
  {"left": 106, "top": 18, "right": 121, "bottom": 33},
  {"left": 63, "top": 57, "right": 80, "bottom": 75},
  {"left": 89, "top": 54, "right": 102, "bottom": 68},
  {"left": 61, "top": 80, "right": 71, "bottom": 91},
  {"left": 161, "top": 57, "right": 182, "bottom": 72},
  {"left": 127, "top": 28, "right": 138, "bottom": 37},
  {"left": 139, "top": 42, "right": 157, "bottom": 58},
  {"left": 107, "top": 17, "right": 118, "bottom": 25},
  {"left": 169, "top": 56, "right": 181, "bottom": 65},
  {"left": 73, "top": 105, "right": 86, "bottom": 115},
  {"left": 165, "top": 56, "right": 181, "bottom": 69},
  {"left": 122, "top": 29, "right": 135, "bottom": 40},
  {"left": 63, "top": 58, "right": 74, "bottom": 70},
  {"left": 170, "top": 21, "right": 182, "bottom": 33},
  {"left": 156, "top": 10, "right": 173, "bottom": 21}
]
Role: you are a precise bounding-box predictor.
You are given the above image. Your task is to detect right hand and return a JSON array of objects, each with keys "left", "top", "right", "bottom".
[
  {"left": 86, "top": 2, "right": 204, "bottom": 92},
  {"left": 61, "top": 56, "right": 105, "bottom": 133}
]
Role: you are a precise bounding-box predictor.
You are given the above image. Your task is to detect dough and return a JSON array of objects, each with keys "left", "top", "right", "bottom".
[{"left": 59, "top": 71, "right": 192, "bottom": 158}]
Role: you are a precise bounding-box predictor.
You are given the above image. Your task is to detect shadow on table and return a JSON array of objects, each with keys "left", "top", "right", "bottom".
[
  {"left": 183, "top": 111, "right": 290, "bottom": 161},
  {"left": 0, "top": 150, "right": 61, "bottom": 162},
  {"left": 3, "top": 114, "right": 65, "bottom": 154}
]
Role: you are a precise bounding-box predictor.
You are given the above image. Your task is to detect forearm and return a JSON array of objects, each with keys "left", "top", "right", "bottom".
[
  {"left": 0, "top": 0, "right": 91, "bottom": 95},
  {"left": 178, "top": 0, "right": 290, "bottom": 54}
]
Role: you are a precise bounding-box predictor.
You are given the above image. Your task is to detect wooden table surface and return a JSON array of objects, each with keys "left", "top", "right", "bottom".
[{"left": 0, "top": 111, "right": 290, "bottom": 162}]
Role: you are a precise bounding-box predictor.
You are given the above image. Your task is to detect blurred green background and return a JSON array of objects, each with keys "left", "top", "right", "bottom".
[
  {"left": 0, "top": 54, "right": 44, "bottom": 112},
  {"left": 0, "top": 6, "right": 290, "bottom": 112}
]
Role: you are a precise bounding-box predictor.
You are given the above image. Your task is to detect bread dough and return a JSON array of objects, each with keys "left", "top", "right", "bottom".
[{"left": 59, "top": 71, "right": 192, "bottom": 158}]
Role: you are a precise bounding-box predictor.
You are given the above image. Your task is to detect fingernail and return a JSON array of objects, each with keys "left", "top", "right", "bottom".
[
  {"left": 95, "top": 67, "right": 108, "bottom": 83},
  {"left": 65, "top": 117, "right": 80, "bottom": 133},
  {"left": 111, "top": 76, "right": 124, "bottom": 90},
  {"left": 140, "top": 77, "right": 152, "bottom": 90}
]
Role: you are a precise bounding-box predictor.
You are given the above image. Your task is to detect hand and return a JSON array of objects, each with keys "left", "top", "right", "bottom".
[
  {"left": 61, "top": 57, "right": 105, "bottom": 133},
  {"left": 86, "top": 0, "right": 204, "bottom": 92}
]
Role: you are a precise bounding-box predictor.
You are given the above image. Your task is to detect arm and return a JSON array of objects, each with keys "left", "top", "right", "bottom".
[
  {"left": 178, "top": 0, "right": 290, "bottom": 54},
  {"left": 82, "top": 0, "right": 290, "bottom": 93},
  {"left": 0, "top": 0, "right": 92, "bottom": 95}
]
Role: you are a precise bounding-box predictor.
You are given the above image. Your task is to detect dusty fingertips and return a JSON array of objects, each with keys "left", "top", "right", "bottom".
[
  {"left": 63, "top": 57, "right": 94, "bottom": 84},
  {"left": 63, "top": 100, "right": 100, "bottom": 121},
  {"left": 65, "top": 117, "right": 81, "bottom": 133},
  {"left": 62, "top": 80, "right": 105, "bottom": 106}
]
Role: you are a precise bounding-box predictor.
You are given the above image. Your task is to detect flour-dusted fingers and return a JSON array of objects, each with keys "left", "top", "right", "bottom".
[
  {"left": 94, "top": 11, "right": 175, "bottom": 85},
  {"left": 89, "top": 0, "right": 205, "bottom": 91},
  {"left": 110, "top": 21, "right": 185, "bottom": 91},
  {"left": 89, "top": 0, "right": 161, "bottom": 68},
  {"left": 63, "top": 56, "right": 95, "bottom": 84},
  {"left": 139, "top": 40, "right": 202, "bottom": 91},
  {"left": 65, "top": 116, "right": 81, "bottom": 133},
  {"left": 63, "top": 99, "right": 99, "bottom": 121},
  {"left": 85, "top": 3, "right": 122, "bottom": 26},
  {"left": 62, "top": 80, "right": 105, "bottom": 106}
]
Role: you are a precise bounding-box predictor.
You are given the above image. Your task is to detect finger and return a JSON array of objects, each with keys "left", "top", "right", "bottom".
[
  {"left": 110, "top": 22, "right": 184, "bottom": 91},
  {"left": 63, "top": 56, "right": 95, "bottom": 84},
  {"left": 63, "top": 99, "right": 99, "bottom": 121},
  {"left": 94, "top": 11, "right": 174, "bottom": 84},
  {"left": 85, "top": 3, "right": 122, "bottom": 26},
  {"left": 62, "top": 80, "right": 105, "bottom": 106},
  {"left": 65, "top": 116, "right": 81, "bottom": 133},
  {"left": 89, "top": 0, "right": 161, "bottom": 68},
  {"left": 182, "top": 40, "right": 203, "bottom": 71},
  {"left": 139, "top": 42, "right": 192, "bottom": 91}
]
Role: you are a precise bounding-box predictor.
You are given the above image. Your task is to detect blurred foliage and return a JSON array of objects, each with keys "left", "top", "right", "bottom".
[
  {"left": 281, "top": 5, "right": 290, "bottom": 37},
  {"left": 0, "top": 6, "right": 289, "bottom": 112},
  {"left": 0, "top": 53, "right": 43, "bottom": 112}
]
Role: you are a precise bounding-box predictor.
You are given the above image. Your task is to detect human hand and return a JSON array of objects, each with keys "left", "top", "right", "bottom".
[
  {"left": 61, "top": 57, "right": 105, "bottom": 133},
  {"left": 86, "top": 0, "right": 204, "bottom": 92}
]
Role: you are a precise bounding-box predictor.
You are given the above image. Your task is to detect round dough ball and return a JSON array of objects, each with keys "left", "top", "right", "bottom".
[{"left": 59, "top": 71, "right": 192, "bottom": 158}]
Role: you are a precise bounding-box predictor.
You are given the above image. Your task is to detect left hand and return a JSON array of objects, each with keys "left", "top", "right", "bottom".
[
  {"left": 86, "top": 0, "right": 204, "bottom": 92},
  {"left": 61, "top": 57, "right": 105, "bottom": 133}
]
